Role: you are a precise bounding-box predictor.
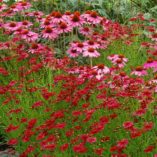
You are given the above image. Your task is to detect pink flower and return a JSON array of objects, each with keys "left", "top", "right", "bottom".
[
  {"left": 51, "top": 11, "right": 64, "bottom": 24},
  {"left": 83, "top": 47, "right": 100, "bottom": 58},
  {"left": 131, "top": 66, "right": 147, "bottom": 76},
  {"left": 82, "top": 11, "right": 102, "bottom": 24},
  {"left": 79, "top": 26, "right": 93, "bottom": 36},
  {"left": 42, "top": 26, "right": 58, "bottom": 40},
  {"left": 18, "top": 20, "right": 33, "bottom": 28},
  {"left": 70, "top": 41, "right": 85, "bottom": 53},
  {"left": 57, "top": 22, "right": 72, "bottom": 34},
  {"left": 19, "top": 29, "right": 38, "bottom": 42},
  {"left": 92, "top": 64, "right": 110, "bottom": 80},
  {"left": 4, "top": 22, "right": 20, "bottom": 31},
  {"left": 84, "top": 40, "right": 100, "bottom": 49},
  {"left": 69, "top": 12, "right": 85, "bottom": 27},
  {"left": 67, "top": 47, "right": 80, "bottom": 58}
]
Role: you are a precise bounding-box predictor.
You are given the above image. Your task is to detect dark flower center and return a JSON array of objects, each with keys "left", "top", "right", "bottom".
[
  {"left": 31, "top": 43, "right": 38, "bottom": 49},
  {"left": 90, "top": 11, "right": 98, "bottom": 18},
  {"left": 136, "top": 66, "right": 143, "bottom": 71},
  {"left": 88, "top": 48, "right": 95, "bottom": 53},
  {"left": 60, "top": 22, "right": 67, "bottom": 29},
  {"left": 72, "top": 15, "right": 80, "bottom": 22},
  {"left": 9, "top": 22, "right": 16, "bottom": 27},
  {"left": 45, "top": 27, "right": 52, "bottom": 33}
]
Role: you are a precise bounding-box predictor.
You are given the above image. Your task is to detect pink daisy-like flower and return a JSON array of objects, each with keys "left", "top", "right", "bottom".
[
  {"left": 16, "top": 1, "right": 32, "bottom": 10},
  {"left": 18, "top": 20, "right": 33, "bottom": 28},
  {"left": 67, "top": 47, "right": 80, "bottom": 58},
  {"left": 79, "top": 26, "right": 93, "bottom": 36},
  {"left": 83, "top": 47, "right": 100, "bottom": 58},
  {"left": 57, "top": 22, "right": 72, "bottom": 34},
  {"left": 69, "top": 12, "right": 85, "bottom": 27},
  {"left": 4, "top": 22, "right": 20, "bottom": 31},
  {"left": 25, "top": 11, "right": 44, "bottom": 18},
  {"left": 82, "top": 11, "right": 102, "bottom": 24},
  {"left": 143, "top": 58, "right": 157, "bottom": 70},
  {"left": 131, "top": 66, "right": 147, "bottom": 76},
  {"left": 92, "top": 64, "right": 110, "bottom": 80},
  {"left": 150, "top": 33, "right": 157, "bottom": 42},
  {"left": 19, "top": 29, "right": 38, "bottom": 42},
  {"left": 40, "top": 18, "right": 53, "bottom": 28},
  {"left": 51, "top": 11, "right": 64, "bottom": 24},
  {"left": 42, "top": 26, "right": 58, "bottom": 40},
  {"left": 84, "top": 40, "right": 100, "bottom": 49},
  {"left": 70, "top": 41, "right": 85, "bottom": 53},
  {"left": 108, "top": 54, "right": 128, "bottom": 68},
  {"left": 29, "top": 43, "right": 43, "bottom": 54},
  {"left": 0, "top": 4, "right": 8, "bottom": 12},
  {"left": 62, "top": 11, "right": 71, "bottom": 21}
]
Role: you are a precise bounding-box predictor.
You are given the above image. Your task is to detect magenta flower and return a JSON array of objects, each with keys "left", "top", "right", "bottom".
[
  {"left": 69, "top": 12, "right": 85, "bottom": 27},
  {"left": 92, "top": 64, "right": 110, "bottom": 80},
  {"left": 67, "top": 47, "right": 80, "bottom": 58},
  {"left": 4, "top": 22, "right": 20, "bottom": 31},
  {"left": 83, "top": 47, "right": 100, "bottom": 58},
  {"left": 79, "top": 26, "right": 93, "bottom": 36},
  {"left": 18, "top": 29, "right": 38, "bottom": 42},
  {"left": 131, "top": 66, "right": 147, "bottom": 76},
  {"left": 57, "top": 22, "right": 72, "bottom": 34},
  {"left": 82, "top": 11, "right": 102, "bottom": 24},
  {"left": 70, "top": 41, "right": 85, "bottom": 53},
  {"left": 42, "top": 26, "right": 58, "bottom": 40}
]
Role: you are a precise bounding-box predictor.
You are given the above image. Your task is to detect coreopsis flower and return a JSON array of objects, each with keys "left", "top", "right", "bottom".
[
  {"left": 123, "top": 121, "right": 134, "bottom": 130},
  {"left": 83, "top": 47, "right": 100, "bottom": 58},
  {"left": 42, "top": 26, "right": 58, "bottom": 40},
  {"left": 73, "top": 143, "right": 87, "bottom": 153},
  {"left": 131, "top": 66, "right": 147, "bottom": 76}
]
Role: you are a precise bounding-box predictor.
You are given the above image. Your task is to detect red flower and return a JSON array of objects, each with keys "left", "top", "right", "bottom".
[
  {"left": 73, "top": 143, "right": 87, "bottom": 153},
  {"left": 8, "top": 138, "right": 18, "bottom": 145},
  {"left": 60, "top": 143, "right": 69, "bottom": 152},
  {"left": 94, "top": 148, "right": 104, "bottom": 156},
  {"left": 27, "top": 118, "right": 37, "bottom": 129},
  {"left": 5, "top": 124, "right": 19, "bottom": 133},
  {"left": 144, "top": 145, "right": 154, "bottom": 153}
]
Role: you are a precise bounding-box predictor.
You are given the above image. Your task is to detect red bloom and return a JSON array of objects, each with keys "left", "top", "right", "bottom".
[
  {"left": 94, "top": 148, "right": 104, "bottom": 156},
  {"left": 73, "top": 143, "right": 87, "bottom": 153},
  {"left": 5, "top": 124, "right": 19, "bottom": 133},
  {"left": 27, "top": 118, "right": 37, "bottom": 129},
  {"left": 144, "top": 145, "right": 154, "bottom": 153},
  {"left": 60, "top": 143, "right": 69, "bottom": 152},
  {"left": 8, "top": 138, "right": 18, "bottom": 145}
]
